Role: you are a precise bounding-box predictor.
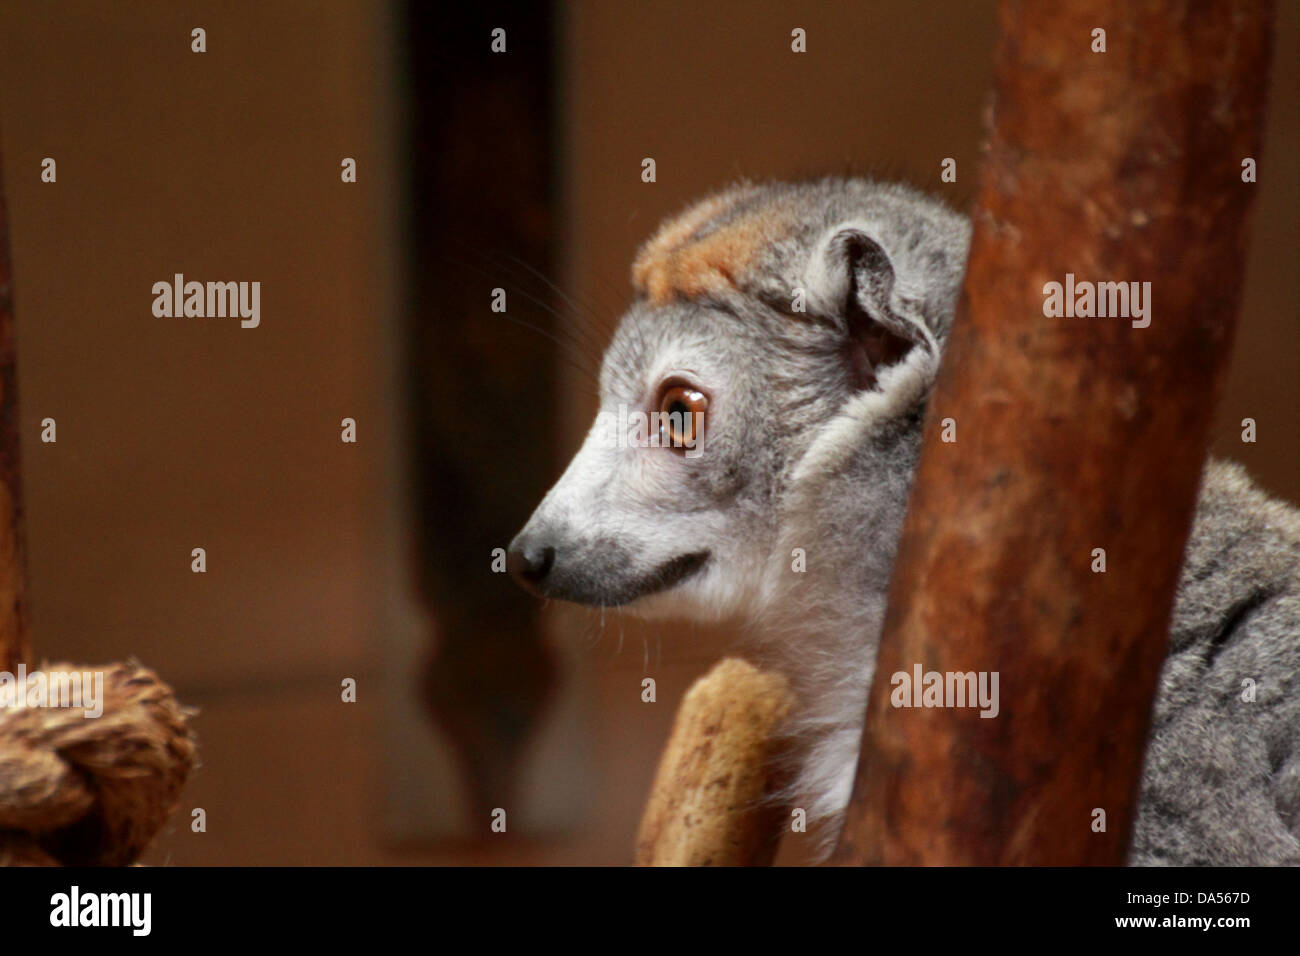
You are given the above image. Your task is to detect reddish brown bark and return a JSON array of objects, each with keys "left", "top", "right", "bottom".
[
  {"left": 834, "top": 0, "right": 1275, "bottom": 865},
  {"left": 0, "top": 148, "right": 29, "bottom": 676}
]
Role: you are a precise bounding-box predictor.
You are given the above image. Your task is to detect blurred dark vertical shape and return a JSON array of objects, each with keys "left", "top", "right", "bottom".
[
  {"left": 405, "top": 2, "right": 558, "bottom": 830},
  {"left": 0, "top": 148, "right": 29, "bottom": 676}
]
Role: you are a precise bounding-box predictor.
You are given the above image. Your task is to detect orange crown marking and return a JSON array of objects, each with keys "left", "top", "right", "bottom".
[{"left": 632, "top": 190, "right": 793, "bottom": 306}]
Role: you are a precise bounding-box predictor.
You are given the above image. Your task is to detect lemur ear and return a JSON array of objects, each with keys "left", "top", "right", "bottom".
[{"left": 806, "top": 228, "right": 937, "bottom": 391}]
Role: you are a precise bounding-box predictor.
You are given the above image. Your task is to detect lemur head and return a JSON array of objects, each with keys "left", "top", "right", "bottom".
[{"left": 509, "top": 178, "right": 970, "bottom": 621}]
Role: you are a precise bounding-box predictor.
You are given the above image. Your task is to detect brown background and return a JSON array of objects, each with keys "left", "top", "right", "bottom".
[{"left": 0, "top": 0, "right": 1293, "bottom": 864}]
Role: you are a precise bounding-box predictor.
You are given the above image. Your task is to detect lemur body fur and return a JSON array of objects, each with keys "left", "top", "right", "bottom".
[{"left": 509, "top": 178, "right": 1300, "bottom": 865}]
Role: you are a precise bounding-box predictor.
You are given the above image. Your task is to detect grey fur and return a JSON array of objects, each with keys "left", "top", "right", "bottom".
[{"left": 509, "top": 177, "right": 1300, "bottom": 865}]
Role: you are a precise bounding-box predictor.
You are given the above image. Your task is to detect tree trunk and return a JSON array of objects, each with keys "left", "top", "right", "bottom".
[{"left": 834, "top": 0, "right": 1276, "bottom": 865}]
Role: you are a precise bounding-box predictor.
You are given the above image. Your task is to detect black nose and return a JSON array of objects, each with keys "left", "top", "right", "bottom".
[{"left": 507, "top": 540, "right": 555, "bottom": 593}]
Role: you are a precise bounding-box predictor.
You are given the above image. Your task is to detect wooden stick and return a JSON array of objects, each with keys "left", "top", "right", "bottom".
[
  {"left": 0, "top": 148, "right": 28, "bottom": 676},
  {"left": 636, "top": 658, "right": 794, "bottom": 866},
  {"left": 834, "top": 0, "right": 1275, "bottom": 865}
]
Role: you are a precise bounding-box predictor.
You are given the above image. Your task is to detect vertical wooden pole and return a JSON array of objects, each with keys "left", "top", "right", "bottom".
[
  {"left": 834, "top": 0, "right": 1275, "bottom": 865},
  {"left": 0, "top": 149, "right": 29, "bottom": 676},
  {"left": 406, "top": 3, "right": 559, "bottom": 828}
]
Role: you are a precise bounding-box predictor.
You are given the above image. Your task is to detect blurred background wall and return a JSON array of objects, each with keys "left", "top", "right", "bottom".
[{"left": 0, "top": 0, "right": 1293, "bottom": 865}]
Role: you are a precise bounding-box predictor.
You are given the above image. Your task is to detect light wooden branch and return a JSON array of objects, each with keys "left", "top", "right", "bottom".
[{"left": 636, "top": 658, "right": 794, "bottom": 866}]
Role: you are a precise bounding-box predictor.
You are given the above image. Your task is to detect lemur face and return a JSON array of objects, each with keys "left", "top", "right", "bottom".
[
  {"left": 509, "top": 298, "right": 806, "bottom": 619},
  {"left": 508, "top": 178, "right": 969, "bottom": 620}
]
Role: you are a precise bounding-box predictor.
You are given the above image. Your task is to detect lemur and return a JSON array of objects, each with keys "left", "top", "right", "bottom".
[{"left": 507, "top": 178, "right": 1300, "bottom": 865}]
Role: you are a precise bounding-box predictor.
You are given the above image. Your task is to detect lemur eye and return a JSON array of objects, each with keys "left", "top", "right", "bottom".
[{"left": 657, "top": 384, "right": 708, "bottom": 449}]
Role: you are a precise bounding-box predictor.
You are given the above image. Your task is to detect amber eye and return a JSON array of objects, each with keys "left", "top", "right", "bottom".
[{"left": 657, "top": 384, "right": 708, "bottom": 449}]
